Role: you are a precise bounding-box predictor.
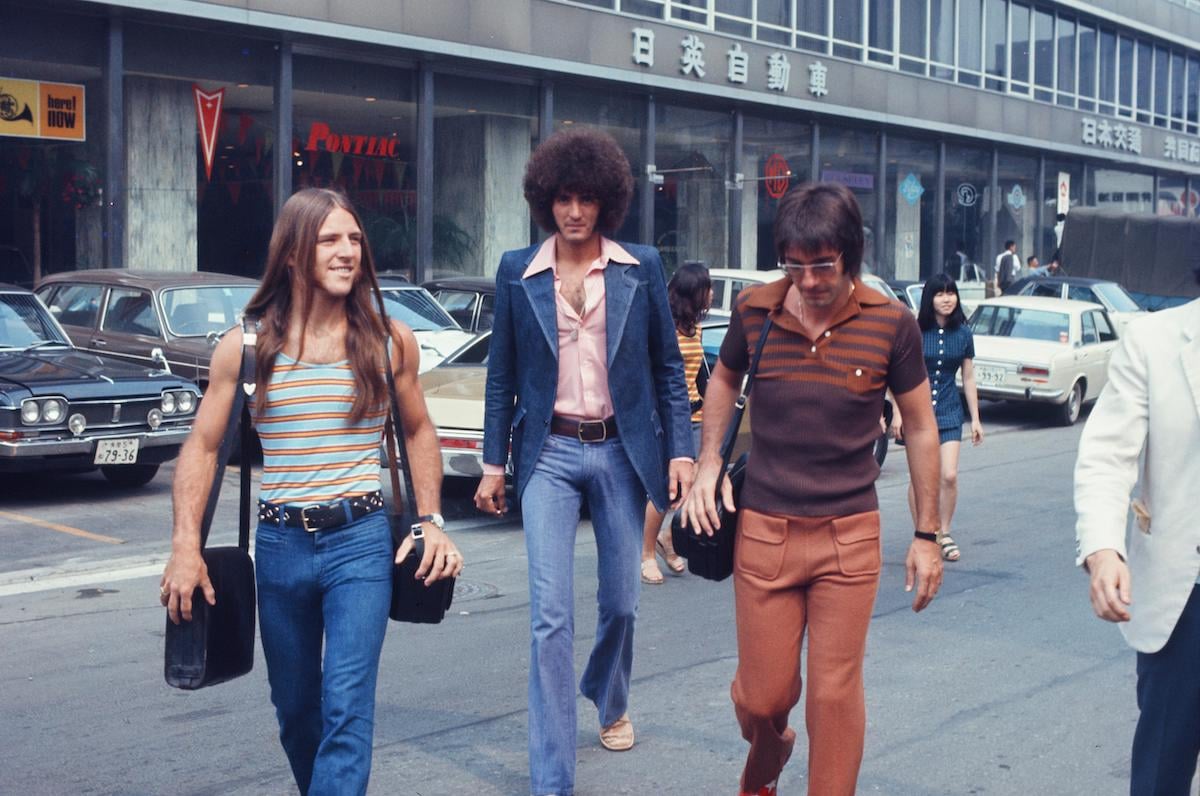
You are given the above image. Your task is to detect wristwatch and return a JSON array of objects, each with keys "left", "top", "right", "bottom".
[
  {"left": 416, "top": 513, "right": 445, "bottom": 531},
  {"left": 913, "top": 530, "right": 939, "bottom": 543}
]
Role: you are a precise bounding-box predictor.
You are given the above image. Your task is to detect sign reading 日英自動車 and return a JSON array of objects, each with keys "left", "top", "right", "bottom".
[{"left": 0, "top": 77, "right": 85, "bottom": 141}]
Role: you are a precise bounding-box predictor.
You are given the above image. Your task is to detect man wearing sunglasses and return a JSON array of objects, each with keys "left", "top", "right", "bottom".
[{"left": 683, "top": 181, "right": 943, "bottom": 796}]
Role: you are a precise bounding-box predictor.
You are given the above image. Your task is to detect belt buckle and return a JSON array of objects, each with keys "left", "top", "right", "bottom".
[
  {"left": 300, "top": 505, "right": 320, "bottom": 533},
  {"left": 577, "top": 419, "right": 606, "bottom": 443}
]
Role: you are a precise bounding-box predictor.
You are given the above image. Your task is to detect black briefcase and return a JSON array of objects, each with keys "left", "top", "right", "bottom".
[
  {"left": 389, "top": 522, "right": 456, "bottom": 624},
  {"left": 671, "top": 453, "right": 747, "bottom": 582},
  {"left": 164, "top": 546, "right": 256, "bottom": 689}
]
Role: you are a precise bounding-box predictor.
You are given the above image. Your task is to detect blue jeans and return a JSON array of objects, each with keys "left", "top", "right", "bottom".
[
  {"left": 255, "top": 509, "right": 393, "bottom": 796},
  {"left": 522, "top": 434, "right": 646, "bottom": 796},
  {"left": 1131, "top": 583, "right": 1200, "bottom": 795}
]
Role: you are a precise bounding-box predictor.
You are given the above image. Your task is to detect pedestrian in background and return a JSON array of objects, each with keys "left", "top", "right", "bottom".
[
  {"left": 474, "top": 128, "right": 694, "bottom": 796},
  {"left": 640, "top": 261, "right": 712, "bottom": 584},
  {"left": 1074, "top": 269, "right": 1200, "bottom": 795},
  {"left": 683, "top": 182, "right": 943, "bottom": 796},
  {"left": 994, "top": 239, "right": 1019, "bottom": 294},
  {"left": 160, "top": 188, "right": 461, "bottom": 794},
  {"left": 891, "top": 272, "right": 984, "bottom": 562}
]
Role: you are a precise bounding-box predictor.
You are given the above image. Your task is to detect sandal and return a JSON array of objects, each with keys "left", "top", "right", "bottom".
[
  {"left": 640, "top": 558, "right": 664, "bottom": 585},
  {"left": 656, "top": 536, "right": 686, "bottom": 574},
  {"left": 938, "top": 533, "right": 961, "bottom": 562}
]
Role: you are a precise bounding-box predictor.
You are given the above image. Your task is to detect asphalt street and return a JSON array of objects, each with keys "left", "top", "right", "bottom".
[{"left": 0, "top": 400, "right": 1151, "bottom": 795}]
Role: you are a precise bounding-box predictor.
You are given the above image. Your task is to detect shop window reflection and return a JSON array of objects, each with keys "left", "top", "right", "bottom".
[{"left": 653, "top": 104, "right": 730, "bottom": 274}]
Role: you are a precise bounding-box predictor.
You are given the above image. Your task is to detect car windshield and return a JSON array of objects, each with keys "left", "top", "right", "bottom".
[
  {"left": 161, "top": 286, "right": 257, "bottom": 337},
  {"left": 1092, "top": 282, "right": 1142, "bottom": 313},
  {"left": 0, "top": 293, "right": 69, "bottom": 349},
  {"left": 382, "top": 288, "right": 459, "bottom": 331},
  {"left": 861, "top": 274, "right": 899, "bottom": 301},
  {"left": 906, "top": 285, "right": 923, "bottom": 308},
  {"left": 970, "top": 305, "right": 1071, "bottom": 343}
]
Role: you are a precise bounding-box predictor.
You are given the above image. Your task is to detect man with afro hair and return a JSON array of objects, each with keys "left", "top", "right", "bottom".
[{"left": 476, "top": 128, "right": 694, "bottom": 796}]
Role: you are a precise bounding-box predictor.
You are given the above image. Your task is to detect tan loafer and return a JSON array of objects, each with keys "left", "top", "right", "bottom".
[{"left": 599, "top": 713, "right": 635, "bottom": 751}]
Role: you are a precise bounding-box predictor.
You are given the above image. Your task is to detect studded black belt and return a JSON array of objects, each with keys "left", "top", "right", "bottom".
[{"left": 257, "top": 491, "right": 385, "bottom": 533}]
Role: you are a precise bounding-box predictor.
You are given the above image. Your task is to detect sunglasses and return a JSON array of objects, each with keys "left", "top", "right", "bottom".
[{"left": 779, "top": 253, "right": 843, "bottom": 278}]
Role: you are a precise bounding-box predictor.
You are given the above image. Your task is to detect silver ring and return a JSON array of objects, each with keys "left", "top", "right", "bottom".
[{"left": 446, "top": 552, "right": 459, "bottom": 559}]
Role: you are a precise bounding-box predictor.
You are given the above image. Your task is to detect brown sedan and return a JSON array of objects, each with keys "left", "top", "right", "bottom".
[{"left": 37, "top": 270, "right": 258, "bottom": 390}]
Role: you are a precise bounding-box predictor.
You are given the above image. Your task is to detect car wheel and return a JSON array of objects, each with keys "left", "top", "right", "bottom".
[
  {"left": 1055, "top": 382, "right": 1083, "bottom": 426},
  {"left": 100, "top": 463, "right": 160, "bottom": 488}
]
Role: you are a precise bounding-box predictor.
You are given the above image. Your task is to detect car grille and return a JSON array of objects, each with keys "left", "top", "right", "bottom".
[{"left": 72, "top": 397, "right": 166, "bottom": 430}]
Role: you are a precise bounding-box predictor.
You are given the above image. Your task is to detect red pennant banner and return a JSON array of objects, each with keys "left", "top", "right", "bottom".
[
  {"left": 351, "top": 158, "right": 364, "bottom": 186},
  {"left": 237, "top": 112, "right": 253, "bottom": 147},
  {"left": 228, "top": 182, "right": 241, "bottom": 205},
  {"left": 371, "top": 159, "right": 387, "bottom": 186},
  {"left": 193, "top": 84, "right": 226, "bottom": 182}
]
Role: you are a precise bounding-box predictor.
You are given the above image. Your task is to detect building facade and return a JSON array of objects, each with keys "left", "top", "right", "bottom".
[{"left": 2, "top": 0, "right": 1200, "bottom": 290}]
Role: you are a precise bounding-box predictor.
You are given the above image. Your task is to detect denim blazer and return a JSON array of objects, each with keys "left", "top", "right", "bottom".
[{"left": 483, "top": 241, "right": 694, "bottom": 510}]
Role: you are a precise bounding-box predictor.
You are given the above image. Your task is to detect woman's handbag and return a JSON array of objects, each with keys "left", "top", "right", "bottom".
[
  {"left": 378, "top": 303, "right": 456, "bottom": 624},
  {"left": 164, "top": 319, "right": 257, "bottom": 689},
  {"left": 670, "top": 318, "right": 773, "bottom": 582}
]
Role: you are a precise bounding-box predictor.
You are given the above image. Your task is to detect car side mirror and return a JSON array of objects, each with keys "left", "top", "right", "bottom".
[
  {"left": 206, "top": 330, "right": 221, "bottom": 347},
  {"left": 150, "top": 347, "right": 171, "bottom": 372}
]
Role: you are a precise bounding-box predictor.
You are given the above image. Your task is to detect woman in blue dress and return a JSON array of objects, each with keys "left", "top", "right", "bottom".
[{"left": 891, "top": 272, "right": 983, "bottom": 561}]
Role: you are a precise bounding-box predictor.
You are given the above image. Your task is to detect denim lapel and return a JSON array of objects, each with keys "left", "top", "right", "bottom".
[
  {"left": 522, "top": 267, "right": 559, "bottom": 361},
  {"left": 604, "top": 262, "right": 637, "bottom": 368}
]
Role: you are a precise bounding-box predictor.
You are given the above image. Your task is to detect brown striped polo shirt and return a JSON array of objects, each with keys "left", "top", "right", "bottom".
[{"left": 719, "top": 277, "right": 926, "bottom": 517}]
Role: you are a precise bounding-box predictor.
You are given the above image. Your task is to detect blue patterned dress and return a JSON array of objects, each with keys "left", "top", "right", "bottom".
[{"left": 922, "top": 323, "right": 975, "bottom": 444}]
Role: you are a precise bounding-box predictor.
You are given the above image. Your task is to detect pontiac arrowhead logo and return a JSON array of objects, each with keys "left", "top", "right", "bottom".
[{"left": 193, "top": 84, "right": 226, "bottom": 182}]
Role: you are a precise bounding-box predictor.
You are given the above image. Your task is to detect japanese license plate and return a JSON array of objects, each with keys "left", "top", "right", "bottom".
[
  {"left": 976, "top": 366, "right": 1006, "bottom": 386},
  {"left": 94, "top": 438, "right": 139, "bottom": 465}
]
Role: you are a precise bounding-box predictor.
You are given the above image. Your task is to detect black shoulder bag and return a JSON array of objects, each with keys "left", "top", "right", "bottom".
[
  {"left": 670, "top": 317, "right": 773, "bottom": 582},
  {"left": 378, "top": 308, "right": 456, "bottom": 624},
  {"left": 164, "top": 318, "right": 257, "bottom": 689}
]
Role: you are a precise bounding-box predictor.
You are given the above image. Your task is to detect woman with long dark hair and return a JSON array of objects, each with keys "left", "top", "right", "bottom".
[
  {"left": 892, "top": 272, "right": 983, "bottom": 561},
  {"left": 640, "top": 262, "right": 712, "bottom": 583}
]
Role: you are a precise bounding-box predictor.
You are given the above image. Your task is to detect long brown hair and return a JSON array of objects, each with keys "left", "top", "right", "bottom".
[{"left": 243, "top": 188, "right": 394, "bottom": 424}]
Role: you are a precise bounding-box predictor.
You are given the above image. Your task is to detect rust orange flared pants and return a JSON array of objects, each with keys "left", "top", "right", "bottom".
[{"left": 730, "top": 507, "right": 882, "bottom": 795}]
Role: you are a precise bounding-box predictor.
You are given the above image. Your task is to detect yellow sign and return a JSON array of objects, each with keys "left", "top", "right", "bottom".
[{"left": 0, "top": 77, "right": 86, "bottom": 141}]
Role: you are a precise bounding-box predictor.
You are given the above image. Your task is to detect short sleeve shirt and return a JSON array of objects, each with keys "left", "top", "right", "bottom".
[
  {"left": 720, "top": 278, "right": 927, "bottom": 517},
  {"left": 923, "top": 324, "right": 974, "bottom": 430}
]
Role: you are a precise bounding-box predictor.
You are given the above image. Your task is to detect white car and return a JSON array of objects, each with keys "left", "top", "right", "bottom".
[
  {"left": 377, "top": 278, "right": 475, "bottom": 373},
  {"left": 707, "top": 267, "right": 900, "bottom": 315},
  {"left": 964, "top": 295, "right": 1119, "bottom": 425}
]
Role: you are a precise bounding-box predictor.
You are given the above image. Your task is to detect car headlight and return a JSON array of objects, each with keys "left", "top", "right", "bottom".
[
  {"left": 20, "top": 400, "right": 40, "bottom": 424},
  {"left": 41, "top": 399, "right": 65, "bottom": 424},
  {"left": 160, "top": 391, "right": 177, "bottom": 414},
  {"left": 68, "top": 413, "right": 87, "bottom": 436},
  {"left": 147, "top": 408, "right": 163, "bottom": 430},
  {"left": 176, "top": 391, "right": 196, "bottom": 413}
]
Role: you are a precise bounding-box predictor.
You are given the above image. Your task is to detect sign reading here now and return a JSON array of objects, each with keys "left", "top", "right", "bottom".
[{"left": 0, "top": 77, "right": 85, "bottom": 141}]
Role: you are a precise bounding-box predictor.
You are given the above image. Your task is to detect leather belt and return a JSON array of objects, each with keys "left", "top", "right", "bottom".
[
  {"left": 550, "top": 415, "right": 618, "bottom": 443},
  {"left": 258, "top": 491, "right": 385, "bottom": 533}
]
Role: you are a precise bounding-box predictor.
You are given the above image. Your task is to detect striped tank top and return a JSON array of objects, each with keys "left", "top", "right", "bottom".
[
  {"left": 677, "top": 328, "right": 705, "bottom": 423},
  {"left": 256, "top": 354, "right": 385, "bottom": 504}
]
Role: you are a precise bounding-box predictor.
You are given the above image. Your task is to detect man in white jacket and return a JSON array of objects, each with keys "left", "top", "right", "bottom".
[{"left": 1074, "top": 268, "right": 1200, "bottom": 795}]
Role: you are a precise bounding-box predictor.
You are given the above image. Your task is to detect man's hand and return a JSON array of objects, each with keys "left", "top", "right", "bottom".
[
  {"left": 681, "top": 461, "right": 734, "bottom": 536},
  {"left": 889, "top": 411, "right": 903, "bottom": 441},
  {"left": 1086, "top": 549, "right": 1132, "bottom": 622},
  {"left": 668, "top": 459, "right": 695, "bottom": 509},
  {"left": 160, "top": 548, "right": 216, "bottom": 625},
  {"left": 905, "top": 538, "right": 943, "bottom": 612},
  {"left": 474, "top": 474, "right": 507, "bottom": 516},
  {"left": 396, "top": 524, "right": 464, "bottom": 585}
]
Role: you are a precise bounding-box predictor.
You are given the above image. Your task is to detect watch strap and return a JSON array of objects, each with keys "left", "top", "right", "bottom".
[
  {"left": 417, "top": 513, "right": 443, "bottom": 529},
  {"left": 914, "top": 530, "right": 939, "bottom": 543}
]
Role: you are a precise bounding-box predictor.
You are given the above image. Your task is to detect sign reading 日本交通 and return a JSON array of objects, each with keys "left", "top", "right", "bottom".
[
  {"left": 631, "top": 27, "right": 831, "bottom": 99},
  {"left": 0, "top": 77, "right": 85, "bottom": 141},
  {"left": 1080, "top": 116, "right": 1142, "bottom": 154}
]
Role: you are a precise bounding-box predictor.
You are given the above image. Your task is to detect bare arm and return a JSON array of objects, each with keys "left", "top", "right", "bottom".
[
  {"left": 160, "top": 328, "right": 243, "bottom": 623},
  {"left": 892, "top": 379, "right": 943, "bottom": 611},
  {"left": 681, "top": 361, "right": 742, "bottom": 534},
  {"left": 389, "top": 322, "right": 461, "bottom": 583},
  {"left": 960, "top": 357, "right": 984, "bottom": 445}
]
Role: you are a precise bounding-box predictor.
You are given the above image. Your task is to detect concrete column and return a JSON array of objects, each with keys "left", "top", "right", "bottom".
[
  {"left": 125, "top": 76, "right": 196, "bottom": 271},
  {"left": 434, "top": 114, "right": 530, "bottom": 276},
  {"left": 741, "top": 169, "right": 759, "bottom": 269},
  {"left": 104, "top": 14, "right": 124, "bottom": 268},
  {"left": 272, "top": 39, "right": 292, "bottom": 220}
]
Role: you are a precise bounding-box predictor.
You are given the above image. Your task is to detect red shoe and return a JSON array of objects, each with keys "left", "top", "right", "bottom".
[{"left": 739, "top": 780, "right": 777, "bottom": 796}]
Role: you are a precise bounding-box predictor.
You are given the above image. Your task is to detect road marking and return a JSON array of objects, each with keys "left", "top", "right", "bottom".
[
  {"left": 0, "top": 510, "right": 124, "bottom": 545},
  {"left": 0, "top": 561, "right": 164, "bottom": 598}
]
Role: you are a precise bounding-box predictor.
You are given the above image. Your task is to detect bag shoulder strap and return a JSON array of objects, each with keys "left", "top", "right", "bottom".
[
  {"left": 374, "top": 299, "right": 418, "bottom": 524},
  {"left": 197, "top": 317, "right": 255, "bottom": 552},
  {"left": 718, "top": 316, "right": 773, "bottom": 472}
]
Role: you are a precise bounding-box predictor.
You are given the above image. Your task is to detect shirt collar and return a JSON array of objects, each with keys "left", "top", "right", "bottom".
[
  {"left": 522, "top": 236, "right": 638, "bottom": 279},
  {"left": 741, "top": 276, "right": 890, "bottom": 332}
]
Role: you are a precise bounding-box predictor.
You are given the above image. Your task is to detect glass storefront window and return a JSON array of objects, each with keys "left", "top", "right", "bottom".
[
  {"left": 653, "top": 103, "right": 730, "bottom": 273},
  {"left": 741, "top": 115, "right": 812, "bottom": 270},
  {"left": 554, "top": 85, "right": 645, "bottom": 244},
  {"left": 1087, "top": 167, "right": 1154, "bottom": 214},
  {"left": 885, "top": 136, "right": 937, "bottom": 281},
  {"left": 294, "top": 55, "right": 417, "bottom": 278},
  {"left": 433, "top": 74, "right": 536, "bottom": 277},
  {"left": 996, "top": 151, "right": 1038, "bottom": 268},
  {"left": 820, "top": 126, "right": 879, "bottom": 274},
  {"left": 1043, "top": 159, "right": 1082, "bottom": 258},
  {"left": 1158, "top": 174, "right": 1188, "bottom": 216},
  {"left": 944, "top": 145, "right": 991, "bottom": 280}
]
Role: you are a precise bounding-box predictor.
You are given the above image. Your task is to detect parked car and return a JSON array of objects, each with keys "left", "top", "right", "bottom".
[
  {"left": 709, "top": 268, "right": 901, "bottom": 316},
  {"left": 422, "top": 277, "right": 498, "bottom": 334},
  {"left": 888, "top": 279, "right": 921, "bottom": 313},
  {"left": 1005, "top": 275, "right": 1145, "bottom": 330},
  {"left": 0, "top": 284, "right": 201, "bottom": 486},
  {"left": 377, "top": 275, "right": 474, "bottom": 372},
  {"left": 36, "top": 269, "right": 258, "bottom": 391},
  {"left": 964, "top": 295, "right": 1119, "bottom": 425}
]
